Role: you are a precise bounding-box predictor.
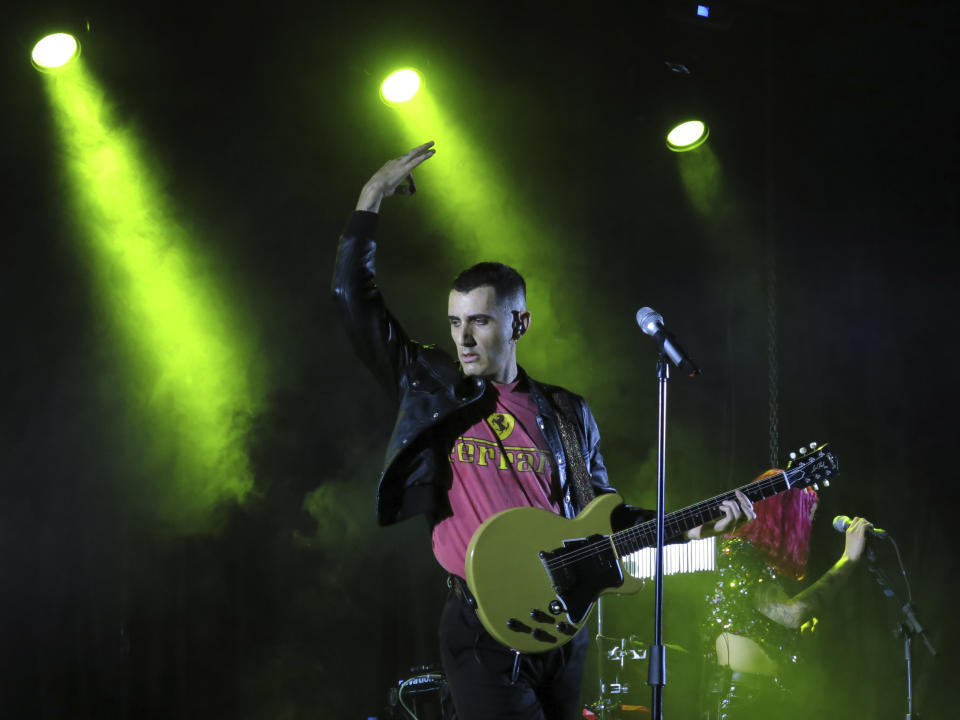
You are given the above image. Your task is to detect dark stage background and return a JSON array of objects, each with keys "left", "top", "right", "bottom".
[{"left": 1, "top": 1, "right": 957, "bottom": 717}]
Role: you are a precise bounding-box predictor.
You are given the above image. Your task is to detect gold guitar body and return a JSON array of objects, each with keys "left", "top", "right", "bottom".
[{"left": 464, "top": 493, "right": 643, "bottom": 654}]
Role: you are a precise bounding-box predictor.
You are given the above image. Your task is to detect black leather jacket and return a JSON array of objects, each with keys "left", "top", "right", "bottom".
[{"left": 332, "top": 211, "right": 618, "bottom": 526}]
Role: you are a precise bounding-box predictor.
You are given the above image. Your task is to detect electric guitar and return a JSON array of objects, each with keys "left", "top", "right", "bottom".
[{"left": 464, "top": 442, "right": 838, "bottom": 653}]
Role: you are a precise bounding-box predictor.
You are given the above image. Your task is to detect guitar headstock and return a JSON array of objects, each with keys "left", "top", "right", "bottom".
[{"left": 784, "top": 441, "right": 838, "bottom": 492}]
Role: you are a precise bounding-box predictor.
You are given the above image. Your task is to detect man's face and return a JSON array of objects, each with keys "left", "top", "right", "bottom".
[{"left": 447, "top": 286, "right": 520, "bottom": 383}]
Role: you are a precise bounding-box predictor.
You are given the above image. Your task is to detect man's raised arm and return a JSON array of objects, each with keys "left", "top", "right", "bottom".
[{"left": 332, "top": 142, "right": 436, "bottom": 396}]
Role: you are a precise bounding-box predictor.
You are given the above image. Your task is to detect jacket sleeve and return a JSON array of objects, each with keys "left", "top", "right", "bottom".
[
  {"left": 331, "top": 211, "right": 417, "bottom": 399},
  {"left": 579, "top": 396, "right": 614, "bottom": 496}
]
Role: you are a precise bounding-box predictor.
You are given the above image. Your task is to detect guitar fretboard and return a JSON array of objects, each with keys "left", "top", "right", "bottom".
[
  {"left": 610, "top": 451, "right": 833, "bottom": 558},
  {"left": 539, "top": 446, "right": 834, "bottom": 580}
]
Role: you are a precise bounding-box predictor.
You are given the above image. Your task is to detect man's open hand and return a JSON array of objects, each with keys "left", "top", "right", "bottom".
[{"left": 356, "top": 141, "right": 435, "bottom": 213}]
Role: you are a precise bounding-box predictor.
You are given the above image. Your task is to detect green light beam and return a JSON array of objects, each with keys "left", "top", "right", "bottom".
[
  {"left": 41, "top": 60, "right": 261, "bottom": 531},
  {"left": 676, "top": 143, "right": 730, "bottom": 220}
]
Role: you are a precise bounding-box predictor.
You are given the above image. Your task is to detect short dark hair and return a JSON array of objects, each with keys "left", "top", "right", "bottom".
[{"left": 451, "top": 262, "right": 526, "bottom": 307}]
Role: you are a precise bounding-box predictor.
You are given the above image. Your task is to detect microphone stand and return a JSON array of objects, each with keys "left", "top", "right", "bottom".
[
  {"left": 864, "top": 543, "right": 936, "bottom": 719},
  {"left": 647, "top": 353, "right": 669, "bottom": 720}
]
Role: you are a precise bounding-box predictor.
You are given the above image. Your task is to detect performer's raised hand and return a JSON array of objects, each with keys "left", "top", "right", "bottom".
[{"left": 356, "top": 141, "right": 435, "bottom": 213}]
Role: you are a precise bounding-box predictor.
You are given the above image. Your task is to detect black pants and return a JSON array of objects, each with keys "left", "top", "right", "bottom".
[{"left": 439, "top": 585, "right": 589, "bottom": 720}]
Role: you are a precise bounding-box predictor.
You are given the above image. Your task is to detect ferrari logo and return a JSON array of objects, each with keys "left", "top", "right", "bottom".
[{"left": 487, "top": 412, "right": 515, "bottom": 440}]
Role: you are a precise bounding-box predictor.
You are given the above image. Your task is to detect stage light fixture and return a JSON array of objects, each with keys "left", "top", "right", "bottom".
[
  {"left": 381, "top": 69, "right": 421, "bottom": 103},
  {"left": 666, "top": 120, "right": 709, "bottom": 152},
  {"left": 31, "top": 32, "right": 80, "bottom": 70}
]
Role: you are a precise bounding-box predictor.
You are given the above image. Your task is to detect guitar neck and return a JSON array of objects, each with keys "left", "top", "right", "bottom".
[{"left": 612, "top": 471, "right": 795, "bottom": 557}]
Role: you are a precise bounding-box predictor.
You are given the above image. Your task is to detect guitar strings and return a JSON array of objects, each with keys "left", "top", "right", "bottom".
[
  {"left": 542, "top": 473, "right": 787, "bottom": 572},
  {"left": 543, "top": 451, "right": 834, "bottom": 573},
  {"left": 541, "top": 459, "right": 829, "bottom": 573}
]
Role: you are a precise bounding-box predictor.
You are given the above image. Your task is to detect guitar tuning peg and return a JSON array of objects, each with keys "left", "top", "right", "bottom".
[
  {"left": 823, "top": 479, "right": 830, "bottom": 487},
  {"left": 813, "top": 483, "right": 820, "bottom": 491},
  {"left": 809, "top": 441, "right": 817, "bottom": 449},
  {"left": 789, "top": 452, "right": 797, "bottom": 460},
  {"left": 799, "top": 447, "right": 807, "bottom": 455}
]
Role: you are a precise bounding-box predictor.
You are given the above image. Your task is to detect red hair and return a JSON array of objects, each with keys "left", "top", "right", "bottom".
[{"left": 728, "top": 469, "right": 818, "bottom": 580}]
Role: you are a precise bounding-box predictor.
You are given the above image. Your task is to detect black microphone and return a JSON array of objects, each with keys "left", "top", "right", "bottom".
[
  {"left": 832, "top": 514, "right": 888, "bottom": 539},
  {"left": 635, "top": 307, "right": 701, "bottom": 376}
]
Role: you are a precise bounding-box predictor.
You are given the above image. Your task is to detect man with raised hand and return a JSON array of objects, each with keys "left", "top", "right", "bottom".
[{"left": 333, "top": 141, "right": 755, "bottom": 719}]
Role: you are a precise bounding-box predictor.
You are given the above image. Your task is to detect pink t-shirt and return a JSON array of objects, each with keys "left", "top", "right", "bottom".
[{"left": 432, "top": 380, "right": 562, "bottom": 578}]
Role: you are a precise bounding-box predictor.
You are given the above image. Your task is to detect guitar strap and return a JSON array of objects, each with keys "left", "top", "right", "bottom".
[{"left": 548, "top": 389, "right": 596, "bottom": 513}]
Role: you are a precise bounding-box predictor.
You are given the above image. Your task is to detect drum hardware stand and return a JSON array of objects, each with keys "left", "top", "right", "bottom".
[
  {"left": 595, "top": 597, "right": 608, "bottom": 719},
  {"left": 591, "top": 603, "right": 648, "bottom": 719}
]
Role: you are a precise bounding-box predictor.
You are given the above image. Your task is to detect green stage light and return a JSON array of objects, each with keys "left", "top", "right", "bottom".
[
  {"left": 31, "top": 33, "right": 80, "bottom": 70},
  {"left": 381, "top": 69, "right": 421, "bottom": 103},
  {"left": 666, "top": 120, "right": 709, "bottom": 152}
]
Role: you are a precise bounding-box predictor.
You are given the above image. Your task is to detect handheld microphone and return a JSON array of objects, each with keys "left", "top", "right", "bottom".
[
  {"left": 635, "top": 307, "right": 701, "bottom": 376},
  {"left": 832, "top": 514, "right": 888, "bottom": 539}
]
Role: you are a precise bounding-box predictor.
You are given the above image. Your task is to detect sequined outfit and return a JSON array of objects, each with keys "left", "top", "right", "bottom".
[{"left": 701, "top": 537, "right": 800, "bottom": 719}]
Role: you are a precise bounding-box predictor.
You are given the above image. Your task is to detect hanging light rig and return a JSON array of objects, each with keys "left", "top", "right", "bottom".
[
  {"left": 31, "top": 32, "right": 80, "bottom": 70},
  {"left": 380, "top": 69, "right": 422, "bottom": 104},
  {"left": 666, "top": 120, "right": 709, "bottom": 152}
]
